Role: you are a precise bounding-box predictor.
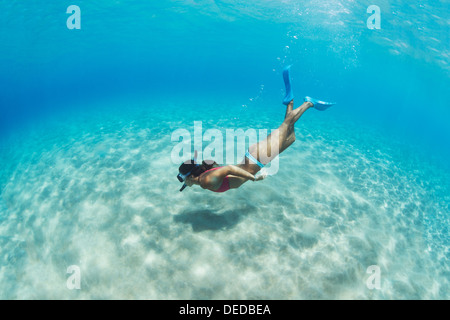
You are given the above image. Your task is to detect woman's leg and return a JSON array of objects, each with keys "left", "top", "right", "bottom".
[
  {"left": 238, "top": 100, "right": 313, "bottom": 175},
  {"left": 283, "top": 100, "right": 313, "bottom": 143},
  {"left": 285, "top": 100, "right": 294, "bottom": 120}
]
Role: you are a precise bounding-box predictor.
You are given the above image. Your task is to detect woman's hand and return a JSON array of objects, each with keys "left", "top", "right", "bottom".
[
  {"left": 254, "top": 169, "right": 268, "bottom": 181},
  {"left": 254, "top": 174, "right": 265, "bottom": 181}
]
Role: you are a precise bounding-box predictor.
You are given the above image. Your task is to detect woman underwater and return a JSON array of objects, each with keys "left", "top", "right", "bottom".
[{"left": 176, "top": 66, "right": 335, "bottom": 193}]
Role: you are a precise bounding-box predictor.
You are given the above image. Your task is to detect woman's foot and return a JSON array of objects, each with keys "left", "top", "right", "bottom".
[{"left": 304, "top": 101, "right": 314, "bottom": 108}]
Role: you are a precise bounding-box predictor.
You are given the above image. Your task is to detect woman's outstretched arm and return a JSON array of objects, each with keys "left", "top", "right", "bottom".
[
  {"left": 199, "top": 165, "right": 255, "bottom": 191},
  {"left": 225, "top": 165, "right": 255, "bottom": 181}
]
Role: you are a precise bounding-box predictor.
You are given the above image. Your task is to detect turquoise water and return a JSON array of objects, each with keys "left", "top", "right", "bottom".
[{"left": 0, "top": 1, "right": 449, "bottom": 299}]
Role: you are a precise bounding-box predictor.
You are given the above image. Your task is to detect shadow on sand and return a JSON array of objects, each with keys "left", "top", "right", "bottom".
[{"left": 173, "top": 207, "right": 254, "bottom": 232}]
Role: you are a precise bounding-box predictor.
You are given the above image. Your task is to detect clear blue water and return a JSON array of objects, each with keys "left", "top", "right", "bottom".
[{"left": 0, "top": 1, "right": 449, "bottom": 299}]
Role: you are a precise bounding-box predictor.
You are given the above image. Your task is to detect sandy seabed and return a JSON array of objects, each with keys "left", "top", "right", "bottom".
[{"left": 0, "top": 100, "right": 448, "bottom": 299}]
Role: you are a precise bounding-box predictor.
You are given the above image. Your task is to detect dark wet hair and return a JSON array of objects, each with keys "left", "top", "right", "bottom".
[
  {"left": 178, "top": 159, "right": 197, "bottom": 175},
  {"left": 178, "top": 159, "right": 216, "bottom": 177}
]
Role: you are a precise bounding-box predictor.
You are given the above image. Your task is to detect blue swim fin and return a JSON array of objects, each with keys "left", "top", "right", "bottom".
[
  {"left": 304, "top": 96, "right": 336, "bottom": 111},
  {"left": 282, "top": 65, "right": 294, "bottom": 106}
]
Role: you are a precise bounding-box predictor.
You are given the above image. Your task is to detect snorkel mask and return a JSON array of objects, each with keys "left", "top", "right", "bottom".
[{"left": 177, "top": 151, "right": 201, "bottom": 192}]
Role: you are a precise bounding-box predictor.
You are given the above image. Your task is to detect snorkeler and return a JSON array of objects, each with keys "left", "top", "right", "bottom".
[{"left": 177, "top": 66, "right": 335, "bottom": 193}]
